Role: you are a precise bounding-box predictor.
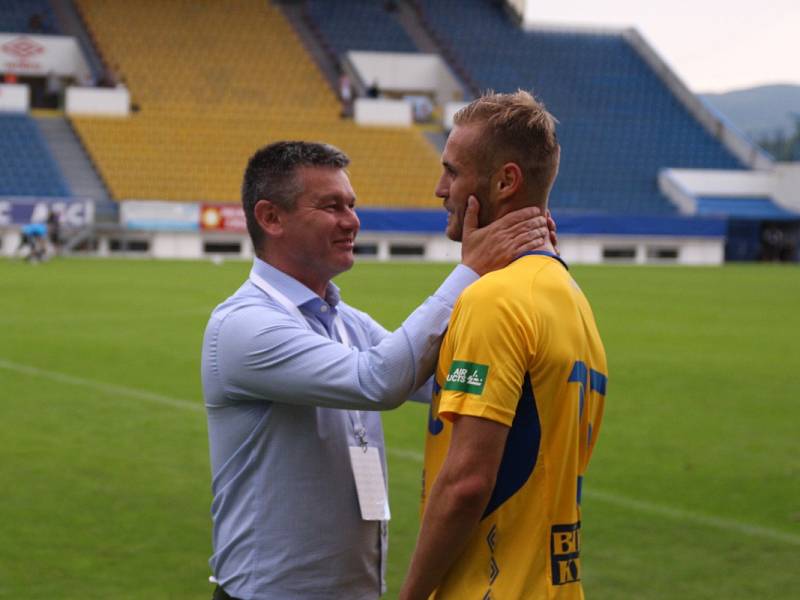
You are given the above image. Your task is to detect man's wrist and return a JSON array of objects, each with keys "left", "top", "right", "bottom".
[{"left": 436, "top": 264, "right": 479, "bottom": 305}]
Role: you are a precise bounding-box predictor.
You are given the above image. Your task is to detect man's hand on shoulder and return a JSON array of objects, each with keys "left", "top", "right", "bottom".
[{"left": 461, "top": 196, "right": 555, "bottom": 276}]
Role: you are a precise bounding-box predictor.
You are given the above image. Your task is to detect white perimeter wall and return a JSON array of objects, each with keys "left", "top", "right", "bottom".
[
  {"left": 354, "top": 98, "right": 412, "bottom": 127},
  {"left": 2, "top": 229, "right": 722, "bottom": 265},
  {"left": 559, "top": 235, "right": 723, "bottom": 265},
  {"left": 773, "top": 164, "right": 800, "bottom": 212},
  {"left": 0, "top": 83, "right": 29, "bottom": 111},
  {"left": 65, "top": 87, "right": 130, "bottom": 116}
]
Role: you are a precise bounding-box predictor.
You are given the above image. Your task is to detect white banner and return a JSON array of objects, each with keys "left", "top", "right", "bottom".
[
  {"left": 121, "top": 201, "right": 200, "bottom": 231},
  {"left": 0, "top": 34, "right": 91, "bottom": 80},
  {"left": 0, "top": 83, "right": 29, "bottom": 112},
  {"left": 354, "top": 98, "right": 412, "bottom": 127},
  {"left": 66, "top": 86, "right": 130, "bottom": 116}
]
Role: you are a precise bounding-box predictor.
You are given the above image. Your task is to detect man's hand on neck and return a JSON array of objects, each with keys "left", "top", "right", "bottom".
[{"left": 460, "top": 196, "right": 552, "bottom": 275}]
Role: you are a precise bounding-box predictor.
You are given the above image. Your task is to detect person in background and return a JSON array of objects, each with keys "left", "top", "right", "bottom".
[
  {"left": 45, "top": 71, "right": 63, "bottom": 109},
  {"left": 17, "top": 222, "right": 48, "bottom": 262},
  {"left": 47, "top": 208, "right": 62, "bottom": 255},
  {"left": 366, "top": 80, "right": 380, "bottom": 99},
  {"left": 338, "top": 68, "right": 353, "bottom": 118}
]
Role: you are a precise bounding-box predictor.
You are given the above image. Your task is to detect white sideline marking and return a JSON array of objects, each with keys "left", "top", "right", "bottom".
[
  {"left": 0, "top": 358, "right": 201, "bottom": 412},
  {"left": 0, "top": 308, "right": 210, "bottom": 325},
  {"left": 583, "top": 489, "right": 800, "bottom": 546},
  {"left": 386, "top": 448, "right": 800, "bottom": 547},
  {"left": 386, "top": 447, "right": 424, "bottom": 463},
  {"left": 3, "top": 357, "right": 797, "bottom": 547}
]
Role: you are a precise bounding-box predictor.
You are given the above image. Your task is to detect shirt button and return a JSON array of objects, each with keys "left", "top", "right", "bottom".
[{"left": 320, "top": 304, "right": 329, "bottom": 313}]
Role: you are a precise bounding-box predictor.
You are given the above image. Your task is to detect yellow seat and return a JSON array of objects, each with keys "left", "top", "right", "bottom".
[{"left": 73, "top": 0, "right": 441, "bottom": 208}]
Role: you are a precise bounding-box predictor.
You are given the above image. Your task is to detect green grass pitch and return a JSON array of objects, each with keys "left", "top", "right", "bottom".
[{"left": 1, "top": 258, "right": 798, "bottom": 598}]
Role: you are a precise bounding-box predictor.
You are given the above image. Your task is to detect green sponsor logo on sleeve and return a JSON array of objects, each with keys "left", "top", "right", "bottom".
[{"left": 443, "top": 360, "right": 489, "bottom": 395}]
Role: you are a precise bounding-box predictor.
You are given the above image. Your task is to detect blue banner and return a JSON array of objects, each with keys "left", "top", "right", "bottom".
[
  {"left": 355, "top": 208, "right": 727, "bottom": 238},
  {"left": 0, "top": 197, "right": 95, "bottom": 227}
]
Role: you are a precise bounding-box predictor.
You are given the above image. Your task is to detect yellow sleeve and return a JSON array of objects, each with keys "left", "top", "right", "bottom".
[{"left": 438, "top": 279, "right": 532, "bottom": 427}]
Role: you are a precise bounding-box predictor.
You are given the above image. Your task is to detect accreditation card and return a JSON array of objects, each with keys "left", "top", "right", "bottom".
[{"left": 349, "top": 446, "right": 391, "bottom": 521}]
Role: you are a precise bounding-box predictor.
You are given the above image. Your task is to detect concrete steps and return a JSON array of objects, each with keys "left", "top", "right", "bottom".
[
  {"left": 276, "top": 1, "right": 340, "bottom": 93},
  {"left": 50, "top": 0, "right": 106, "bottom": 81},
  {"left": 35, "top": 115, "right": 109, "bottom": 201},
  {"left": 394, "top": 1, "right": 440, "bottom": 54}
]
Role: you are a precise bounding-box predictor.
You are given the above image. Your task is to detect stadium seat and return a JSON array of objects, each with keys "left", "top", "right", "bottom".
[
  {"left": 416, "top": 0, "right": 746, "bottom": 215},
  {"left": 0, "top": 115, "right": 70, "bottom": 197},
  {"left": 0, "top": 0, "right": 60, "bottom": 34},
  {"left": 71, "top": 0, "right": 441, "bottom": 208},
  {"left": 303, "top": 0, "right": 418, "bottom": 56}
]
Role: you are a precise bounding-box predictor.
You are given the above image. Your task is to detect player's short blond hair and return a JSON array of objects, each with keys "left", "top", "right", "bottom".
[{"left": 454, "top": 90, "right": 560, "bottom": 207}]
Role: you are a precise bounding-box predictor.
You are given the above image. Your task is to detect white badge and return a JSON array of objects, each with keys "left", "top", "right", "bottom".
[{"left": 349, "top": 446, "right": 391, "bottom": 521}]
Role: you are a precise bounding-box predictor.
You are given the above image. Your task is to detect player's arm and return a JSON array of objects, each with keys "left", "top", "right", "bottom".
[{"left": 399, "top": 414, "right": 510, "bottom": 600}]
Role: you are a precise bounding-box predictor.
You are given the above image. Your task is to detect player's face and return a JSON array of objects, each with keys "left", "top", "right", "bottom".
[
  {"left": 278, "top": 166, "right": 360, "bottom": 292},
  {"left": 435, "top": 123, "right": 491, "bottom": 241}
]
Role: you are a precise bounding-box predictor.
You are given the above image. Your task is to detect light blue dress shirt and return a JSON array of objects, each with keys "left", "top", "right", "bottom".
[{"left": 202, "top": 258, "right": 478, "bottom": 600}]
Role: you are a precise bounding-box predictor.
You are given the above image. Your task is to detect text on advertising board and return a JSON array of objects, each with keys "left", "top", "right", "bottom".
[
  {"left": 200, "top": 204, "right": 247, "bottom": 232},
  {"left": 1, "top": 36, "right": 44, "bottom": 71},
  {"left": 0, "top": 199, "right": 94, "bottom": 227}
]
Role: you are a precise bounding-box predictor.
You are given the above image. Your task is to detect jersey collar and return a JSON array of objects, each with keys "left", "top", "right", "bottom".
[{"left": 516, "top": 250, "right": 569, "bottom": 271}]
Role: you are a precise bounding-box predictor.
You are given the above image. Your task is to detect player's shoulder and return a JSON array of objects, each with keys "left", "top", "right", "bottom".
[
  {"left": 464, "top": 253, "right": 564, "bottom": 300},
  {"left": 461, "top": 267, "right": 519, "bottom": 304}
]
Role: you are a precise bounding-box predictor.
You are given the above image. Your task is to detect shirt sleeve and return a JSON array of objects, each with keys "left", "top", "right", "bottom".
[
  {"left": 345, "top": 303, "right": 435, "bottom": 405},
  {"left": 209, "top": 265, "right": 478, "bottom": 411},
  {"left": 437, "top": 279, "right": 532, "bottom": 427}
]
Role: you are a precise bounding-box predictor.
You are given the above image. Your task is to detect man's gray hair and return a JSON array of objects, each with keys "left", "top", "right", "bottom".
[{"left": 241, "top": 141, "right": 350, "bottom": 248}]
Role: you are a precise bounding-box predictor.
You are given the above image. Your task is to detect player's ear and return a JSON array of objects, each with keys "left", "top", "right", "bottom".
[
  {"left": 254, "top": 199, "right": 284, "bottom": 237},
  {"left": 494, "top": 162, "right": 522, "bottom": 202}
]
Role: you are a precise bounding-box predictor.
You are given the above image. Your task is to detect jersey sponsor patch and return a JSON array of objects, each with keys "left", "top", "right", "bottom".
[
  {"left": 444, "top": 360, "right": 489, "bottom": 395},
  {"left": 550, "top": 522, "right": 581, "bottom": 585}
]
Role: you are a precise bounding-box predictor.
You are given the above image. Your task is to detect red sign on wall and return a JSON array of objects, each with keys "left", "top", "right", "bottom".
[
  {"left": 200, "top": 204, "right": 247, "bottom": 232},
  {"left": 1, "top": 36, "right": 45, "bottom": 71},
  {"left": 2, "top": 37, "right": 45, "bottom": 59}
]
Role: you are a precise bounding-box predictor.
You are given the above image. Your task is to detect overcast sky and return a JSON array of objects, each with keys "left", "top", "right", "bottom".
[{"left": 525, "top": 0, "right": 799, "bottom": 93}]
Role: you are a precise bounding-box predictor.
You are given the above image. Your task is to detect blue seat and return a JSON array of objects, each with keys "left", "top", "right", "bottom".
[
  {"left": 0, "top": 115, "right": 70, "bottom": 197},
  {"left": 0, "top": 0, "right": 60, "bottom": 33},
  {"left": 305, "top": 0, "right": 417, "bottom": 55},
  {"left": 419, "top": 0, "right": 747, "bottom": 215}
]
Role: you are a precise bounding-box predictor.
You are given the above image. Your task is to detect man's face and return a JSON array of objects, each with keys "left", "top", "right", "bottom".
[
  {"left": 435, "top": 123, "right": 491, "bottom": 242},
  {"left": 278, "top": 166, "right": 360, "bottom": 286}
]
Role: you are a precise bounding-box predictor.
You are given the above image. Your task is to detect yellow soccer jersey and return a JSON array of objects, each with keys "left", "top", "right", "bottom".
[{"left": 422, "top": 251, "right": 608, "bottom": 599}]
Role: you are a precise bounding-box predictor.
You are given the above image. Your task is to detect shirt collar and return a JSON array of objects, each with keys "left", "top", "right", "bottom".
[{"left": 251, "top": 257, "right": 341, "bottom": 308}]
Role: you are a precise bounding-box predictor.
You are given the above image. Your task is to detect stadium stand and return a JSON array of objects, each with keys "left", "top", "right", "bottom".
[
  {"left": 0, "top": 114, "right": 70, "bottom": 197},
  {"left": 0, "top": 0, "right": 59, "bottom": 34},
  {"left": 303, "top": 0, "right": 417, "bottom": 55},
  {"left": 70, "top": 0, "right": 441, "bottom": 207},
  {"left": 416, "top": 0, "right": 747, "bottom": 215}
]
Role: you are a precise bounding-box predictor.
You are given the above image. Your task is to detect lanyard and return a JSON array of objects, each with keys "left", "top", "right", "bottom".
[{"left": 249, "top": 270, "right": 368, "bottom": 448}]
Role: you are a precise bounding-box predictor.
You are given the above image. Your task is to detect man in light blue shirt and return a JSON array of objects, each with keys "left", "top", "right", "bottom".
[{"left": 202, "top": 141, "right": 550, "bottom": 600}]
